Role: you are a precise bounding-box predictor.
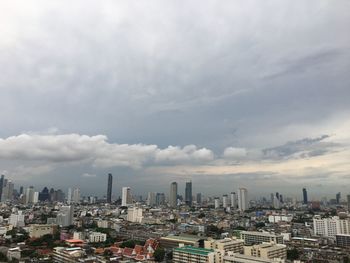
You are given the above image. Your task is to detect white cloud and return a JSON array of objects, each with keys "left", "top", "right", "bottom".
[{"left": 0, "top": 133, "right": 214, "bottom": 169}]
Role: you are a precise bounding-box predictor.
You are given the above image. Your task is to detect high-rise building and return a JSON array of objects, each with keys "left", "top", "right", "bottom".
[
  {"left": 0, "top": 175, "right": 5, "bottom": 202},
  {"left": 67, "top": 188, "right": 72, "bottom": 204},
  {"left": 238, "top": 188, "right": 248, "bottom": 211},
  {"left": 336, "top": 192, "right": 341, "bottom": 204},
  {"left": 72, "top": 188, "right": 80, "bottom": 203},
  {"left": 313, "top": 215, "right": 350, "bottom": 237},
  {"left": 25, "top": 186, "right": 35, "bottom": 204},
  {"left": 169, "top": 182, "right": 178, "bottom": 207},
  {"left": 39, "top": 187, "right": 50, "bottom": 202},
  {"left": 122, "top": 187, "right": 132, "bottom": 206},
  {"left": 223, "top": 195, "right": 228, "bottom": 208},
  {"left": 185, "top": 181, "right": 192, "bottom": 206},
  {"left": 1, "top": 179, "right": 14, "bottom": 201},
  {"left": 231, "top": 192, "right": 237, "bottom": 208},
  {"left": 147, "top": 192, "right": 157, "bottom": 207},
  {"left": 57, "top": 205, "right": 74, "bottom": 227},
  {"left": 302, "top": 188, "right": 308, "bottom": 204},
  {"left": 107, "top": 173, "right": 113, "bottom": 203},
  {"left": 156, "top": 193, "right": 165, "bottom": 206},
  {"left": 197, "top": 193, "right": 202, "bottom": 205},
  {"left": 214, "top": 198, "right": 220, "bottom": 209},
  {"left": 347, "top": 195, "right": 350, "bottom": 211}
]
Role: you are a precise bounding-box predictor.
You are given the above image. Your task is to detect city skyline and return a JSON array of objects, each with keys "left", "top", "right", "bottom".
[{"left": 0, "top": 1, "right": 350, "bottom": 196}]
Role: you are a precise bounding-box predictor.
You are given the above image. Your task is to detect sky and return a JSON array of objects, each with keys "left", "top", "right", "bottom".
[{"left": 0, "top": 0, "right": 350, "bottom": 200}]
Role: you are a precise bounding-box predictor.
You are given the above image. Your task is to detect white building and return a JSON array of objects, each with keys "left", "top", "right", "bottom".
[
  {"left": 313, "top": 215, "right": 350, "bottom": 237},
  {"left": 214, "top": 198, "right": 220, "bottom": 209},
  {"left": 268, "top": 215, "right": 293, "bottom": 223},
  {"left": 67, "top": 188, "right": 72, "bottom": 204},
  {"left": 72, "top": 188, "right": 80, "bottom": 204},
  {"left": 56, "top": 205, "right": 74, "bottom": 227},
  {"left": 243, "top": 242, "right": 287, "bottom": 260},
  {"left": 223, "top": 195, "right": 228, "bottom": 208},
  {"left": 127, "top": 207, "right": 143, "bottom": 223},
  {"left": 240, "top": 231, "right": 284, "bottom": 245},
  {"left": 122, "top": 187, "right": 132, "bottom": 206},
  {"left": 231, "top": 192, "right": 237, "bottom": 209},
  {"left": 224, "top": 253, "right": 285, "bottom": 263},
  {"left": 147, "top": 192, "right": 157, "bottom": 206},
  {"left": 89, "top": 232, "right": 107, "bottom": 243},
  {"left": 238, "top": 188, "right": 248, "bottom": 212},
  {"left": 9, "top": 211, "right": 25, "bottom": 227},
  {"left": 33, "top": 192, "right": 39, "bottom": 204},
  {"left": 205, "top": 237, "right": 244, "bottom": 254},
  {"left": 25, "top": 186, "right": 35, "bottom": 204}
]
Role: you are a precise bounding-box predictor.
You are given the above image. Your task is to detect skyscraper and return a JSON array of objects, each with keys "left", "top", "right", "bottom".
[
  {"left": 107, "top": 173, "right": 113, "bottom": 203},
  {"left": 147, "top": 192, "right": 157, "bottom": 207},
  {"left": 0, "top": 175, "right": 4, "bottom": 201},
  {"left": 185, "top": 181, "right": 192, "bottom": 206},
  {"left": 72, "top": 188, "right": 80, "bottom": 203},
  {"left": 169, "top": 182, "right": 178, "bottom": 207},
  {"left": 231, "top": 192, "right": 237, "bottom": 208},
  {"left": 347, "top": 195, "right": 350, "bottom": 211},
  {"left": 122, "top": 187, "right": 132, "bottom": 206},
  {"left": 336, "top": 192, "right": 341, "bottom": 204},
  {"left": 238, "top": 188, "right": 248, "bottom": 211},
  {"left": 67, "top": 188, "right": 72, "bottom": 204},
  {"left": 222, "top": 194, "right": 228, "bottom": 208},
  {"left": 196, "top": 193, "right": 202, "bottom": 205},
  {"left": 302, "top": 188, "right": 308, "bottom": 205}
]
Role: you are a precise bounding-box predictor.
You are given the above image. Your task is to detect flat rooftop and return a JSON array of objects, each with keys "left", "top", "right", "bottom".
[{"left": 174, "top": 246, "right": 214, "bottom": 256}]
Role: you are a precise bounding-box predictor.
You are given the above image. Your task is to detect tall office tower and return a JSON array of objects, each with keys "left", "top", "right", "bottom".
[
  {"left": 169, "top": 182, "right": 178, "bottom": 207},
  {"left": 197, "top": 193, "right": 202, "bottom": 205},
  {"left": 25, "top": 186, "right": 35, "bottom": 204},
  {"left": 19, "top": 186, "right": 24, "bottom": 195},
  {"left": 270, "top": 193, "right": 274, "bottom": 205},
  {"left": 107, "top": 173, "right": 113, "bottom": 203},
  {"left": 223, "top": 194, "right": 228, "bottom": 208},
  {"left": 57, "top": 205, "right": 74, "bottom": 227},
  {"left": 0, "top": 175, "right": 4, "bottom": 201},
  {"left": 185, "top": 181, "right": 192, "bottom": 206},
  {"left": 39, "top": 187, "right": 50, "bottom": 202},
  {"left": 279, "top": 194, "right": 283, "bottom": 203},
  {"left": 147, "top": 192, "right": 157, "bottom": 207},
  {"left": 67, "top": 188, "right": 72, "bottom": 204},
  {"left": 302, "top": 188, "right": 308, "bottom": 204},
  {"left": 336, "top": 192, "right": 341, "bottom": 204},
  {"left": 156, "top": 193, "right": 165, "bottom": 206},
  {"left": 1, "top": 180, "right": 14, "bottom": 201},
  {"left": 72, "top": 188, "right": 80, "bottom": 203},
  {"left": 214, "top": 198, "right": 220, "bottom": 209},
  {"left": 122, "top": 187, "right": 132, "bottom": 206},
  {"left": 33, "top": 192, "right": 39, "bottom": 203},
  {"left": 238, "top": 188, "right": 248, "bottom": 211},
  {"left": 231, "top": 192, "right": 237, "bottom": 208}
]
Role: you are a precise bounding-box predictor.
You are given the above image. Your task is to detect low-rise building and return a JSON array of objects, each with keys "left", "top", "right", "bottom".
[
  {"left": 243, "top": 243, "right": 287, "bottom": 260},
  {"left": 29, "top": 224, "right": 57, "bottom": 238},
  {"left": 224, "top": 253, "right": 285, "bottom": 263},
  {"left": 89, "top": 232, "right": 107, "bottom": 243},
  {"left": 205, "top": 237, "right": 244, "bottom": 254},
  {"left": 240, "top": 231, "right": 284, "bottom": 245},
  {"left": 173, "top": 246, "right": 219, "bottom": 263}
]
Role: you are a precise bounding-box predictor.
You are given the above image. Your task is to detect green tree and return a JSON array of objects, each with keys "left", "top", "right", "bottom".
[
  {"left": 154, "top": 247, "right": 165, "bottom": 262},
  {"left": 287, "top": 248, "right": 300, "bottom": 260}
]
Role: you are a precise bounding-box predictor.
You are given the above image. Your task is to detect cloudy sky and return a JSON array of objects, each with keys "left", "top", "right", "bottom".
[{"left": 0, "top": 0, "right": 349, "bottom": 200}]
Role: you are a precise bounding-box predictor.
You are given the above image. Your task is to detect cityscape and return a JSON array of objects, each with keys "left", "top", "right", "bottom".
[{"left": 1, "top": 0, "right": 350, "bottom": 262}]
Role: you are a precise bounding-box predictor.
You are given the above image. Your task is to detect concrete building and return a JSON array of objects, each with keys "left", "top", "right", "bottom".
[
  {"left": 336, "top": 234, "right": 350, "bottom": 248},
  {"left": 160, "top": 235, "right": 202, "bottom": 249},
  {"left": 53, "top": 247, "right": 86, "bottom": 263},
  {"left": 240, "top": 231, "right": 284, "bottom": 245},
  {"left": 185, "top": 181, "right": 193, "bottom": 206},
  {"left": 313, "top": 215, "right": 350, "bottom": 237},
  {"left": 57, "top": 205, "right": 74, "bottom": 227},
  {"left": 29, "top": 224, "right": 57, "bottom": 238},
  {"left": 122, "top": 187, "right": 132, "bottom": 206},
  {"left": 243, "top": 243, "right": 287, "bottom": 260},
  {"left": 173, "top": 246, "right": 218, "bottom": 263},
  {"left": 268, "top": 215, "right": 293, "bottom": 223},
  {"left": 224, "top": 254, "right": 285, "bottom": 263},
  {"left": 214, "top": 198, "right": 220, "bottom": 209},
  {"left": 127, "top": 207, "right": 143, "bottom": 223},
  {"left": 205, "top": 238, "right": 244, "bottom": 254},
  {"left": 89, "top": 232, "right": 107, "bottom": 243},
  {"left": 170, "top": 182, "right": 178, "bottom": 207},
  {"left": 147, "top": 192, "right": 157, "bottom": 207},
  {"left": 107, "top": 173, "right": 113, "bottom": 203},
  {"left": 72, "top": 188, "right": 80, "bottom": 204},
  {"left": 9, "top": 211, "right": 25, "bottom": 227},
  {"left": 238, "top": 188, "right": 248, "bottom": 212},
  {"left": 231, "top": 192, "right": 237, "bottom": 209},
  {"left": 223, "top": 195, "right": 228, "bottom": 208}
]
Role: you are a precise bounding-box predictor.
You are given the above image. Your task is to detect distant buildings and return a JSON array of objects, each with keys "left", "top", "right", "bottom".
[
  {"left": 147, "top": 192, "right": 156, "bottom": 207},
  {"left": 169, "top": 182, "right": 178, "bottom": 207},
  {"left": 107, "top": 173, "right": 113, "bottom": 203},
  {"left": 72, "top": 188, "right": 81, "bottom": 204},
  {"left": 185, "top": 181, "right": 193, "bottom": 206},
  {"left": 238, "top": 188, "right": 248, "bottom": 212},
  {"left": 230, "top": 192, "right": 237, "bottom": 209}
]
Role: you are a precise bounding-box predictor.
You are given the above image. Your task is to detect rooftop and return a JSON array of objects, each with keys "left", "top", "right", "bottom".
[{"left": 174, "top": 246, "right": 214, "bottom": 256}]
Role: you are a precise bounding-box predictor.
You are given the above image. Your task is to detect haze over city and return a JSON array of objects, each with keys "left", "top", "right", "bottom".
[{"left": 1, "top": 1, "right": 350, "bottom": 198}]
